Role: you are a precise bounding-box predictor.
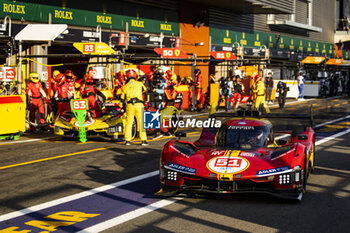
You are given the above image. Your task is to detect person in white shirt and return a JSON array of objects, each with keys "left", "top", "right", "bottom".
[{"left": 297, "top": 72, "right": 305, "bottom": 100}]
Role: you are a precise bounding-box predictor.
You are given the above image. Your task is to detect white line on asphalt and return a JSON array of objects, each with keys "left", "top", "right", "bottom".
[
  {"left": 0, "top": 170, "right": 158, "bottom": 222},
  {"left": 0, "top": 137, "right": 55, "bottom": 145},
  {"left": 315, "top": 128, "right": 350, "bottom": 146},
  {"left": 77, "top": 198, "right": 181, "bottom": 233},
  {"left": 1, "top": 114, "right": 350, "bottom": 232},
  {"left": 313, "top": 115, "right": 350, "bottom": 128}
]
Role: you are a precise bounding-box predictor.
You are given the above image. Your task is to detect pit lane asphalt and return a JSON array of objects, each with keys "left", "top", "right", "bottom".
[{"left": 0, "top": 97, "right": 349, "bottom": 233}]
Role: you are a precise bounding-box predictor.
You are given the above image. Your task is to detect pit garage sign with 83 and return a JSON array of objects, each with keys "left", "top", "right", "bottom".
[
  {"left": 73, "top": 42, "right": 116, "bottom": 55},
  {"left": 71, "top": 99, "right": 89, "bottom": 143}
]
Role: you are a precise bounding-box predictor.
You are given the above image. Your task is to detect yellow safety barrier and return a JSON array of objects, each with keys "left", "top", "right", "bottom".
[{"left": 210, "top": 83, "right": 220, "bottom": 109}]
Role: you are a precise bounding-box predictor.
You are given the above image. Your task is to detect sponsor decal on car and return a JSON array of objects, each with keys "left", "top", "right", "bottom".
[
  {"left": 239, "top": 152, "right": 256, "bottom": 157},
  {"left": 210, "top": 150, "right": 225, "bottom": 156},
  {"left": 74, "top": 119, "right": 95, "bottom": 127},
  {"left": 211, "top": 150, "right": 240, "bottom": 157},
  {"left": 256, "top": 165, "right": 291, "bottom": 176},
  {"left": 228, "top": 126, "right": 255, "bottom": 130},
  {"left": 166, "top": 162, "right": 196, "bottom": 175},
  {"left": 206, "top": 156, "right": 250, "bottom": 174}
]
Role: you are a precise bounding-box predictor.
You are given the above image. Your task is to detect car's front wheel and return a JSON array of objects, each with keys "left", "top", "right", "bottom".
[{"left": 301, "top": 152, "right": 309, "bottom": 198}]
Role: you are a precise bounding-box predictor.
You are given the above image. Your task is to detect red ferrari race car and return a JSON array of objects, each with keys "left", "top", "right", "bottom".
[{"left": 158, "top": 110, "right": 315, "bottom": 200}]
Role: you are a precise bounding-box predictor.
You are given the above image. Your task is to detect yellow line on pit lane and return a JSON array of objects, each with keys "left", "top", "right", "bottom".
[
  {"left": 0, "top": 146, "right": 113, "bottom": 171},
  {"left": 0, "top": 143, "right": 14, "bottom": 146},
  {"left": 314, "top": 106, "right": 327, "bottom": 111}
]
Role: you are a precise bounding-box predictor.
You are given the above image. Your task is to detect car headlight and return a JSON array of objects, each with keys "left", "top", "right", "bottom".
[
  {"left": 109, "top": 123, "right": 123, "bottom": 133},
  {"left": 279, "top": 173, "right": 291, "bottom": 185},
  {"left": 294, "top": 172, "right": 301, "bottom": 182},
  {"left": 166, "top": 170, "right": 177, "bottom": 181},
  {"left": 293, "top": 165, "right": 301, "bottom": 172},
  {"left": 109, "top": 127, "right": 117, "bottom": 133}
]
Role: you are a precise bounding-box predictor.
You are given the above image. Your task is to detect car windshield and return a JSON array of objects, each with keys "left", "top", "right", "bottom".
[{"left": 216, "top": 125, "right": 270, "bottom": 149}]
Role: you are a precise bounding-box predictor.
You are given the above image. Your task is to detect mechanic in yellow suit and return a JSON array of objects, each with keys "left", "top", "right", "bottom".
[
  {"left": 122, "top": 69, "right": 148, "bottom": 146},
  {"left": 253, "top": 74, "right": 270, "bottom": 113}
]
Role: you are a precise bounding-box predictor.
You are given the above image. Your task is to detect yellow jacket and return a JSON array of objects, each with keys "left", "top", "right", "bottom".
[
  {"left": 253, "top": 80, "right": 265, "bottom": 96},
  {"left": 121, "top": 79, "right": 147, "bottom": 102}
]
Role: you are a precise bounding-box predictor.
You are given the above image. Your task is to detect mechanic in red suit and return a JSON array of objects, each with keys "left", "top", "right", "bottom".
[
  {"left": 164, "top": 70, "right": 178, "bottom": 101},
  {"left": 232, "top": 75, "right": 245, "bottom": 109},
  {"left": 194, "top": 68, "right": 204, "bottom": 109},
  {"left": 49, "top": 70, "right": 61, "bottom": 116},
  {"left": 114, "top": 71, "right": 126, "bottom": 99},
  {"left": 26, "top": 72, "right": 48, "bottom": 131},
  {"left": 64, "top": 69, "right": 76, "bottom": 99},
  {"left": 146, "top": 71, "right": 154, "bottom": 89},
  {"left": 80, "top": 74, "right": 106, "bottom": 118},
  {"left": 50, "top": 70, "right": 60, "bottom": 99},
  {"left": 54, "top": 73, "right": 72, "bottom": 115}
]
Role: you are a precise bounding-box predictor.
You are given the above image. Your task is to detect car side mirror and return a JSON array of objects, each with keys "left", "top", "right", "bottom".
[
  {"left": 297, "top": 135, "right": 308, "bottom": 140},
  {"left": 175, "top": 132, "right": 187, "bottom": 138}
]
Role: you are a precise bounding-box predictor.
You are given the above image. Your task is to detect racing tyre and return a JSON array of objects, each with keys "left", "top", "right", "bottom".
[
  {"left": 169, "top": 111, "right": 180, "bottom": 134},
  {"left": 258, "top": 103, "right": 265, "bottom": 115},
  {"left": 296, "top": 153, "right": 308, "bottom": 201},
  {"left": 302, "top": 151, "right": 309, "bottom": 194}
]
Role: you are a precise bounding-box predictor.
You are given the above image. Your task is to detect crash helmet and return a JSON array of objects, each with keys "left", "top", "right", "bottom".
[
  {"left": 254, "top": 74, "right": 262, "bottom": 82},
  {"left": 55, "top": 73, "right": 66, "bottom": 86},
  {"left": 53, "top": 70, "right": 60, "bottom": 79},
  {"left": 194, "top": 68, "right": 201, "bottom": 76},
  {"left": 165, "top": 70, "right": 173, "bottom": 79},
  {"left": 64, "top": 70, "right": 75, "bottom": 81},
  {"left": 147, "top": 71, "right": 154, "bottom": 81},
  {"left": 126, "top": 69, "right": 138, "bottom": 80},
  {"left": 30, "top": 72, "right": 40, "bottom": 83},
  {"left": 85, "top": 74, "right": 94, "bottom": 84},
  {"left": 87, "top": 67, "right": 95, "bottom": 76},
  {"left": 117, "top": 71, "right": 126, "bottom": 83}
]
